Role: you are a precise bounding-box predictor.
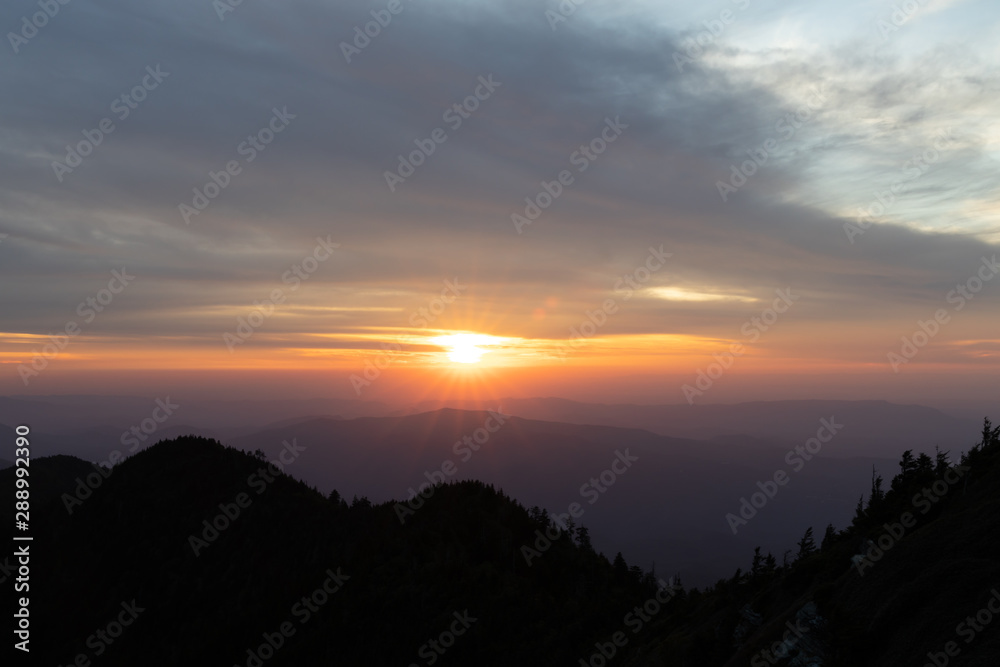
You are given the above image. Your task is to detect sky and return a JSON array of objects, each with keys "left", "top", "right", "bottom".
[{"left": 1, "top": 0, "right": 998, "bottom": 405}]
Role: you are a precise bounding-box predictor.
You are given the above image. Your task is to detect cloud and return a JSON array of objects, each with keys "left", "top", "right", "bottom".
[{"left": 0, "top": 0, "right": 997, "bottom": 378}]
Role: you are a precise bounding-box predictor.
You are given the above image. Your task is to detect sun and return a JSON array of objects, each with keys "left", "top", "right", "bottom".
[{"left": 431, "top": 333, "right": 496, "bottom": 364}]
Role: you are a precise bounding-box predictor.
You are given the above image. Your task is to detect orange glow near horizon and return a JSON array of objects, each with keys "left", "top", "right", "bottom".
[{"left": 3, "top": 324, "right": 999, "bottom": 404}]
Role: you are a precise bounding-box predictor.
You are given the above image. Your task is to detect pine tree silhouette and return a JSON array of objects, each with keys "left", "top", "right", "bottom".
[{"left": 795, "top": 527, "right": 816, "bottom": 561}]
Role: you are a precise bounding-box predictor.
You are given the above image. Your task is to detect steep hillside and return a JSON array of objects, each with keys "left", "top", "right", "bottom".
[
  {"left": 616, "top": 419, "right": 1000, "bottom": 666},
  {"left": 0, "top": 436, "right": 662, "bottom": 666}
]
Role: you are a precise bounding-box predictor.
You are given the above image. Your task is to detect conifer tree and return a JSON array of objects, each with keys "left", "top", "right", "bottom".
[
  {"left": 899, "top": 450, "right": 916, "bottom": 476},
  {"left": 934, "top": 446, "right": 951, "bottom": 476},
  {"left": 821, "top": 523, "right": 837, "bottom": 550},
  {"left": 866, "top": 467, "right": 884, "bottom": 511},
  {"left": 796, "top": 527, "right": 816, "bottom": 560},
  {"left": 751, "top": 547, "right": 764, "bottom": 579}
]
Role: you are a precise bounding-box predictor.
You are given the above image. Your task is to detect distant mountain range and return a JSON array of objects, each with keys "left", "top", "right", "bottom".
[
  {"left": 229, "top": 408, "right": 894, "bottom": 585},
  {"left": 0, "top": 395, "right": 980, "bottom": 460},
  {"left": 402, "top": 397, "right": 977, "bottom": 458},
  {"left": 1, "top": 396, "right": 985, "bottom": 586}
]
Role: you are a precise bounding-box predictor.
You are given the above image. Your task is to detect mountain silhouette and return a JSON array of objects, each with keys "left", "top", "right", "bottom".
[{"left": 3, "top": 417, "right": 999, "bottom": 665}]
